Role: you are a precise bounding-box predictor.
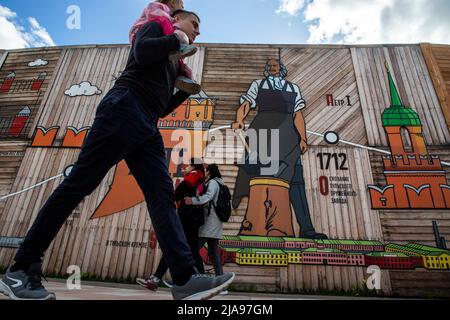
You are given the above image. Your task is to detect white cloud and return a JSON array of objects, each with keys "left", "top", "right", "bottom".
[
  {"left": 276, "top": 0, "right": 306, "bottom": 16},
  {"left": 26, "top": 17, "right": 55, "bottom": 47},
  {"left": 65, "top": 82, "right": 102, "bottom": 97},
  {"left": 28, "top": 58, "right": 49, "bottom": 67},
  {"left": 277, "top": 0, "right": 450, "bottom": 45},
  {"left": 0, "top": 5, "right": 55, "bottom": 50}
]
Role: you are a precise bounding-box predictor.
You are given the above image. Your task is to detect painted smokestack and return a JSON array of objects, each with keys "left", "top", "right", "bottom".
[
  {"left": 31, "top": 72, "right": 47, "bottom": 91},
  {"left": 9, "top": 106, "right": 31, "bottom": 137},
  {"left": 0, "top": 71, "right": 16, "bottom": 93}
]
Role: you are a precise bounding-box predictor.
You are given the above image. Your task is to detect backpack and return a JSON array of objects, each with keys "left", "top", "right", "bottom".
[{"left": 208, "top": 178, "right": 232, "bottom": 222}]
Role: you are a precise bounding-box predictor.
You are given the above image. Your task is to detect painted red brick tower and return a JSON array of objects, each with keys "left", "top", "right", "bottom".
[{"left": 368, "top": 66, "right": 450, "bottom": 209}]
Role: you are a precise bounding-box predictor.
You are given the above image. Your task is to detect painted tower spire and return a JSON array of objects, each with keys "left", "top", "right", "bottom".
[{"left": 386, "top": 62, "right": 403, "bottom": 107}]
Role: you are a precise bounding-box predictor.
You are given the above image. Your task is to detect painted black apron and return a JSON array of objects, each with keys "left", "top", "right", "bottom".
[{"left": 232, "top": 78, "right": 302, "bottom": 208}]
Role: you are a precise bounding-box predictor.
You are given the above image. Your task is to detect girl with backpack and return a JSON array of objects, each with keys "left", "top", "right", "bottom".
[{"left": 185, "top": 164, "right": 227, "bottom": 276}]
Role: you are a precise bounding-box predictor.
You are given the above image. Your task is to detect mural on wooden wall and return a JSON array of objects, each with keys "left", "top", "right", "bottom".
[
  {"left": 368, "top": 65, "right": 450, "bottom": 209},
  {"left": 1, "top": 45, "right": 449, "bottom": 296},
  {"left": 232, "top": 59, "right": 327, "bottom": 240},
  {"left": 215, "top": 58, "right": 450, "bottom": 271},
  {"left": 0, "top": 67, "right": 45, "bottom": 138},
  {"left": 0, "top": 50, "right": 61, "bottom": 139}
]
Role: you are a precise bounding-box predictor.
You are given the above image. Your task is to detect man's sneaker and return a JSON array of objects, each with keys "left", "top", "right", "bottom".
[
  {"left": 169, "top": 44, "right": 198, "bottom": 61},
  {"left": 136, "top": 275, "right": 160, "bottom": 291},
  {"left": 0, "top": 263, "right": 55, "bottom": 300},
  {"left": 171, "top": 272, "right": 235, "bottom": 300},
  {"left": 175, "top": 76, "right": 202, "bottom": 95}
]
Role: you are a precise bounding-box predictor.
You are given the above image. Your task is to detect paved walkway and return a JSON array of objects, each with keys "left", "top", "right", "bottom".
[{"left": 0, "top": 278, "right": 392, "bottom": 300}]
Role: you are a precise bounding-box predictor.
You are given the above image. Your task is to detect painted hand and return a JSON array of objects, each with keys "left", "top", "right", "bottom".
[{"left": 300, "top": 139, "right": 308, "bottom": 154}]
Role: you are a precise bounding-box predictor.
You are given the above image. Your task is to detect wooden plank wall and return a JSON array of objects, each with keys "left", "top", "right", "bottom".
[
  {"left": 31, "top": 46, "right": 130, "bottom": 140},
  {"left": 369, "top": 147, "right": 450, "bottom": 296},
  {"left": 0, "top": 142, "right": 27, "bottom": 223},
  {"left": 282, "top": 47, "right": 366, "bottom": 145},
  {"left": 420, "top": 44, "right": 450, "bottom": 129},
  {"left": 353, "top": 45, "right": 450, "bottom": 297},
  {"left": 0, "top": 48, "right": 62, "bottom": 260},
  {"left": 186, "top": 46, "right": 205, "bottom": 85},
  {"left": 389, "top": 270, "right": 450, "bottom": 297},
  {"left": 278, "top": 145, "right": 391, "bottom": 293},
  {"left": 0, "top": 51, "right": 7, "bottom": 69},
  {"left": 0, "top": 48, "right": 62, "bottom": 139}
]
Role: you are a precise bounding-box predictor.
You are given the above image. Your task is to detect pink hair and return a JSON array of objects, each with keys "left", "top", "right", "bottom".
[{"left": 129, "top": 2, "right": 175, "bottom": 45}]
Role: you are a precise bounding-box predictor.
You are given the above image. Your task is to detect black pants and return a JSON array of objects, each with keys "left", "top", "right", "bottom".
[
  {"left": 14, "top": 87, "right": 195, "bottom": 285},
  {"left": 154, "top": 221, "right": 204, "bottom": 279},
  {"left": 198, "top": 238, "right": 223, "bottom": 276}
]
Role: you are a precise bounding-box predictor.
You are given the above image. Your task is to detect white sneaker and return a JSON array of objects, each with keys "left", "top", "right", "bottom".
[
  {"left": 175, "top": 76, "right": 202, "bottom": 95},
  {"left": 170, "top": 44, "right": 198, "bottom": 61},
  {"left": 0, "top": 264, "right": 55, "bottom": 300}
]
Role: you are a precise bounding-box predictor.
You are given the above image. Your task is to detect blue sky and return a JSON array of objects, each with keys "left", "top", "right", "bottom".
[{"left": 1, "top": 0, "right": 450, "bottom": 49}]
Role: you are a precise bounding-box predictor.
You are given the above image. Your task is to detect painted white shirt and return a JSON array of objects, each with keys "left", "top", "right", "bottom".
[{"left": 240, "top": 77, "right": 306, "bottom": 112}]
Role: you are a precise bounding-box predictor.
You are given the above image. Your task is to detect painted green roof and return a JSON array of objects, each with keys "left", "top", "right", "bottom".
[
  {"left": 283, "top": 237, "right": 315, "bottom": 243},
  {"left": 284, "top": 249, "right": 303, "bottom": 253},
  {"left": 317, "top": 239, "right": 384, "bottom": 246},
  {"left": 386, "top": 243, "right": 450, "bottom": 256},
  {"left": 223, "top": 236, "right": 241, "bottom": 241},
  {"left": 239, "top": 236, "right": 284, "bottom": 242},
  {"left": 238, "top": 248, "right": 286, "bottom": 255},
  {"left": 404, "top": 243, "right": 450, "bottom": 254},
  {"left": 385, "top": 243, "right": 421, "bottom": 255},
  {"left": 223, "top": 247, "right": 241, "bottom": 253},
  {"left": 382, "top": 106, "right": 421, "bottom": 127},
  {"left": 303, "top": 248, "right": 344, "bottom": 254},
  {"left": 366, "top": 252, "right": 409, "bottom": 258}
]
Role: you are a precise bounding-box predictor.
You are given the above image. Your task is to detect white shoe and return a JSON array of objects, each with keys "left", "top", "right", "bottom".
[
  {"left": 175, "top": 76, "right": 202, "bottom": 95},
  {"left": 169, "top": 44, "right": 198, "bottom": 61}
]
